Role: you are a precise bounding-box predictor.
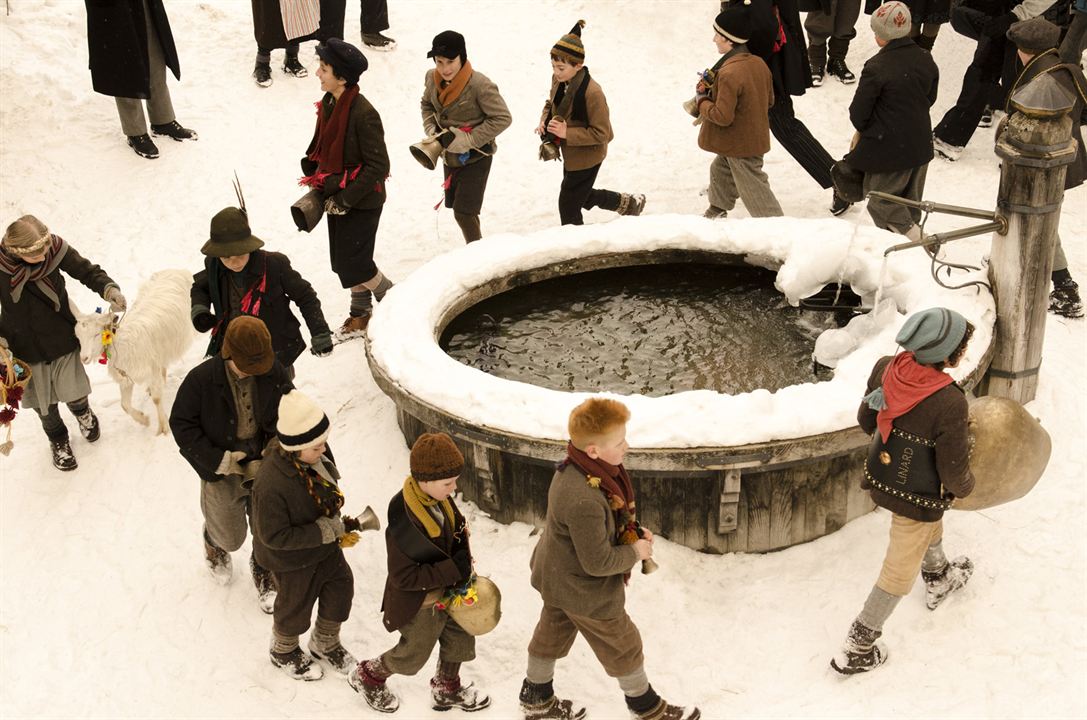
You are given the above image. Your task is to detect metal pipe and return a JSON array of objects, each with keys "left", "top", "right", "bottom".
[
  {"left": 883, "top": 220, "right": 1007, "bottom": 256},
  {"left": 866, "top": 191, "right": 1004, "bottom": 222}
]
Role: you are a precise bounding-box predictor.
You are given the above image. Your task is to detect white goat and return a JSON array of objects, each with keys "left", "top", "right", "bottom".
[{"left": 73, "top": 269, "right": 195, "bottom": 435}]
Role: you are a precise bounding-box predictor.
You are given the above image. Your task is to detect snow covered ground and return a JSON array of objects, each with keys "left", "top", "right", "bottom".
[{"left": 1, "top": 1, "right": 1084, "bottom": 718}]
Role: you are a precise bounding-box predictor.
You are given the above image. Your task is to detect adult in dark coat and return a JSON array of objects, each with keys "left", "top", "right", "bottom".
[
  {"left": 0, "top": 215, "right": 125, "bottom": 471},
  {"left": 840, "top": 2, "right": 939, "bottom": 239},
  {"left": 728, "top": 0, "right": 838, "bottom": 190},
  {"left": 250, "top": 0, "right": 346, "bottom": 87},
  {"left": 360, "top": 0, "right": 396, "bottom": 50},
  {"left": 85, "top": 0, "right": 196, "bottom": 159},
  {"left": 301, "top": 39, "right": 394, "bottom": 340},
  {"left": 190, "top": 207, "right": 332, "bottom": 369},
  {"left": 1005, "top": 17, "right": 1087, "bottom": 318},
  {"left": 169, "top": 316, "right": 293, "bottom": 608}
]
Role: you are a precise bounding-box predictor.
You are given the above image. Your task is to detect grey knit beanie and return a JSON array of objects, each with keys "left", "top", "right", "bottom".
[
  {"left": 871, "top": 1, "right": 912, "bottom": 42},
  {"left": 896, "top": 307, "right": 968, "bottom": 364}
]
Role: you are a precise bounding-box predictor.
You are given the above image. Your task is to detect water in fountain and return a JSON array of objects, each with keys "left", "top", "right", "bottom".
[{"left": 440, "top": 263, "right": 840, "bottom": 397}]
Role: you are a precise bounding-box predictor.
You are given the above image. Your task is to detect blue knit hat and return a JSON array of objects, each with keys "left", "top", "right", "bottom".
[{"left": 896, "top": 308, "right": 968, "bottom": 364}]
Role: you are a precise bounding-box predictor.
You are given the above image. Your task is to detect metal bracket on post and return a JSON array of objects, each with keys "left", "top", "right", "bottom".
[
  {"left": 717, "top": 469, "right": 742, "bottom": 534},
  {"left": 471, "top": 444, "right": 500, "bottom": 511}
]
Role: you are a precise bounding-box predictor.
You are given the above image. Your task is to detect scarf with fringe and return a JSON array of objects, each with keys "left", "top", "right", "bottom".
[
  {"left": 563, "top": 442, "right": 640, "bottom": 547},
  {"left": 302, "top": 85, "right": 361, "bottom": 188}
]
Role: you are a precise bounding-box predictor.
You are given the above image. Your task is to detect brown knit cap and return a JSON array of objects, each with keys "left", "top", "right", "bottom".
[
  {"left": 410, "top": 432, "right": 465, "bottom": 482},
  {"left": 221, "top": 315, "right": 274, "bottom": 375},
  {"left": 3, "top": 215, "right": 51, "bottom": 257}
]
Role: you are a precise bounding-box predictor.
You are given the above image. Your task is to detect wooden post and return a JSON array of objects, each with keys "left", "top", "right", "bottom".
[{"left": 980, "top": 74, "right": 1077, "bottom": 403}]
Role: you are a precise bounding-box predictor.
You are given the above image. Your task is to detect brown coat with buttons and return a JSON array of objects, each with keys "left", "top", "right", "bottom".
[{"left": 697, "top": 50, "right": 774, "bottom": 158}]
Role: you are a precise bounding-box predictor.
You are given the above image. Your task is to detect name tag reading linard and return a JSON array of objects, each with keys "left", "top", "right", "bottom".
[{"left": 896, "top": 446, "right": 914, "bottom": 485}]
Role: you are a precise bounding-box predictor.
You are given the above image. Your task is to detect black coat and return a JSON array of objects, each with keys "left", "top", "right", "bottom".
[
  {"left": 0, "top": 243, "right": 114, "bottom": 364},
  {"left": 301, "top": 92, "right": 390, "bottom": 211},
  {"left": 251, "top": 0, "right": 346, "bottom": 49},
  {"left": 845, "top": 38, "right": 939, "bottom": 173},
  {"left": 169, "top": 355, "right": 293, "bottom": 482},
  {"left": 190, "top": 251, "right": 330, "bottom": 367},
  {"left": 1007, "top": 49, "right": 1087, "bottom": 190},
  {"left": 733, "top": 0, "right": 813, "bottom": 97},
  {"left": 85, "top": 0, "right": 181, "bottom": 100}
]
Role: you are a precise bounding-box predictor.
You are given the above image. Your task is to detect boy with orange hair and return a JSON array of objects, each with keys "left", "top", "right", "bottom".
[{"left": 518, "top": 398, "right": 700, "bottom": 720}]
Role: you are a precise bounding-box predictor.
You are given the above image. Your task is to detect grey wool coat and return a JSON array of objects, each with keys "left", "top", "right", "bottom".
[
  {"left": 421, "top": 69, "right": 512, "bottom": 168},
  {"left": 529, "top": 463, "right": 639, "bottom": 619}
]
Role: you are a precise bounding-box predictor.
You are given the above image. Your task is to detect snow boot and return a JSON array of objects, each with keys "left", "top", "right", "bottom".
[
  {"left": 627, "top": 687, "right": 701, "bottom": 720},
  {"left": 830, "top": 620, "right": 888, "bottom": 675},
  {"left": 430, "top": 661, "right": 490, "bottom": 712},
  {"left": 703, "top": 206, "right": 728, "bottom": 219},
  {"left": 830, "top": 192, "right": 852, "bottom": 216},
  {"left": 253, "top": 61, "right": 273, "bottom": 87},
  {"left": 250, "top": 553, "right": 276, "bottom": 614},
  {"left": 978, "top": 105, "right": 994, "bottom": 128},
  {"left": 809, "top": 44, "right": 826, "bottom": 86},
  {"left": 519, "top": 679, "right": 587, "bottom": 720},
  {"left": 74, "top": 407, "right": 100, "bottom": 442},
  {"left": 361, "top": 32, "right": 397, "bottom": 51},
  {"left": 282, "top": 55, "right": 308, "bottom": 78},
  {"left": 50, "top": 438, "right": 78, "bottom": 471},
  {"left": 127, "top": 134, "right": 159, "bottom": 159},
  {"left": 1049, "top": 276, "right": 1084, "bottom": 318},
  {"left": 335, "top": 314, "right": 370, "bottom": 343},
  {"left": 150, "top": 120, "right": 198, "bottom": 142},
  {"left": 307, "top": 638, "right": 357, "bottom": 676},
  {"left": 616, "top": 193, "right": 646, "bottom": 217},
  {"left": 923, "top": 556, "right": 974, "bottom": 610},
  {"left": 349, "top": 658, "right": 400, "bottom": 713},
  {"left": 203, "top": 529, "right": 232, "bottom": 585},
  {"left": 933, "top": 137, "right": 963, "bottom": 161},
  {"left": 270, "top": 646, "right": 323, "bottom": 681}
]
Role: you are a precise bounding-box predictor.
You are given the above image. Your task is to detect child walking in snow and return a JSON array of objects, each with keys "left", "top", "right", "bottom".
[
  {"left": 698, "top": 5, "right": 783, "bottom": 219},
  {"left": 0, "top": 215, "right": 127, "bottom": 471},
  {"left": 251, "top": 390, "right": 359, "bottom": 681},
  {"left": 831, "top": 307, "right": 976, "bottom": 675},
  {"left": 349, "top": 432, "right": 490, "bottom": 713},
  {"left": 538, "top": 21, "right": 646, "bottom": 226},
  {"left": 518, "top": 398, "right": 700, "bottom": 720}
]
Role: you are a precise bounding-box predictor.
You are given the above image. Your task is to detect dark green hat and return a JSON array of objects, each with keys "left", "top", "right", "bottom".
[{"left": 201, "top": 207, "right": 264, "bottom": 257}]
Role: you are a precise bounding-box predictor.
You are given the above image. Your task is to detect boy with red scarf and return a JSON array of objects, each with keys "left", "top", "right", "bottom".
[
  {"left": 301, "top": 38, "right": 394, "bottom": 341},
  {"left": 831, "top": 307, "right": 977, "bottom": 675},
  {"left": 519, "top": 398, "right": 700, "bottom": 720},
  {"left": 420, "top": 30, "right": 512, "bottom": 243}
]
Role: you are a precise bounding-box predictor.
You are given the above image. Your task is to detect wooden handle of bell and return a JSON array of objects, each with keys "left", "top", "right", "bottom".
[{"left": 641, "top": 558, "right": 659, "bottom": 575}]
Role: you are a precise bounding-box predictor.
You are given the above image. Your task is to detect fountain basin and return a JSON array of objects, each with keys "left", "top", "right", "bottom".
[{"left": 367, "top": 216, "right": 995, "bottom": 552}]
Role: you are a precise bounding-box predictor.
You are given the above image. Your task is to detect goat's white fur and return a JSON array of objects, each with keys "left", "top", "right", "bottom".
[{"left": 73, "top": 269, "right": 195, "bottom": 434}]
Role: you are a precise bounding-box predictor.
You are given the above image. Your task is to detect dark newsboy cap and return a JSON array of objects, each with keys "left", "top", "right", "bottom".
[
  {"left": 316, "top": 38, "right": 368, "bottom": 85},
  {"left": 427, "top": 30, "right": 467, "bottom": 63},
  {"left": 1007, "top": 17, "right": 1060, "bottom": 52}
]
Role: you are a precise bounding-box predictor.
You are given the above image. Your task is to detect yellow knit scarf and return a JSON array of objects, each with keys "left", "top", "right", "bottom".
[{"left": 403, "top": 476, "right": 455, "bottom": 539}]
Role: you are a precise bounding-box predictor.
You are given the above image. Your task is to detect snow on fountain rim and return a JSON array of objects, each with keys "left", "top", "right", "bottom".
[{"left": 368, "top": 214, "right": 995, "bottom": 448}]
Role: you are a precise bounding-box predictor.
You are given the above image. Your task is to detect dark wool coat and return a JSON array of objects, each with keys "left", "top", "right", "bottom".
[
  {"left": 733, "top": 0, "right": 814, "bottom": 97},
  {"left": 169, "top": 355, "right": 293, "bottom": 482},
  {"left": 529, "top": 463, "right": 639, "bottom": 620},
  {"left": 251, "top": 447, "right": 343, "bottom": 573},
  {"left": 857, "top": 356, "right": 975, "bottom": 522},
  {"left": 0, "top": 245, "right": 114, "bottom": 364},
  {"left": 380, "top": 490, "right": 470, "bottom": 632},
  {"left": 698, "top": 51, "right": 775, "bottom": 158},
  {"left": 301, "top": 93, "right": 390, "bottom": 211},
  {"left": 421, "top": 69, "right": 513, "bottom": 168},
  {"left": 85, "top": 0, "right": 180, "bottom": 100},
  {"left": 845, "top": 38, "right": 940, "bottom": 174},
  {"left": 251, "top": 0, "right": 346, "bottom": 49},
  {"left": 1007, "top": 49, "right": 1087, "bottom": 189},
  {"left": 540, "top": 74, "right": 615, "bottom": 172},
  {"left": 190, "top": 251, "right": 329, "bottom": 367}
]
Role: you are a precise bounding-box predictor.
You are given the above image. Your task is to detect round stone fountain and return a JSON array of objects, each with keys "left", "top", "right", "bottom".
[{"left": 366, "top": 216, "right": 994, "bottom": 553}]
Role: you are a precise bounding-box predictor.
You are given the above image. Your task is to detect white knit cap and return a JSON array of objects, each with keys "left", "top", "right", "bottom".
[{"left": 277, "top": 390, "right": 330, "bottom": 451}]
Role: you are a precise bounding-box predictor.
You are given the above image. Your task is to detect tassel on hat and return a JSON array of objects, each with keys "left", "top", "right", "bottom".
[{"left": 552, "top": 20, "right": 586, "bottom": 64}]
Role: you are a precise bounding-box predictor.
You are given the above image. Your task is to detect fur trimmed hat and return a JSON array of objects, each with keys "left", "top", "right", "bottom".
[
  {"left": 896, "top": 307, "right": 968, "bottom": 364},
  {"left": 277, "top": 390, "right": 331, "bottom": 452},
  {"left": 410, "top": 432, "right": 465, "bottom": 482},
  {"left": 871, "top": 1, "right": 912, "bottom": 42},
  {"left": 552, "top": 20, "right": 586, "bottom": 63},
  {"left": 2, "top": 215, "right": 52, "bottom": 257},
  {"left": 714, "top": 2, "right": 753, "bottom": 44},
  {"left": 221, "top": 316, "right": 275, "bottom": 376}
]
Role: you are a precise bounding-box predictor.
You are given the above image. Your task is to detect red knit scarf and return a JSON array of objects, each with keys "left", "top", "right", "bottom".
[
  {"left": 564, "top": 442, "right": 641, "bottom": 549},
  {"left": 302, "top": 85, "right": 360, "bottom": 188},
  {"left": 875, "top": 352, "right": 953, "bottom": 442}
]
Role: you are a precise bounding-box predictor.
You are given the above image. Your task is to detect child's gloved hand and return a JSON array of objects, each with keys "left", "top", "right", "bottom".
[
  {"left": 324, "top": 196, "right": 348, "bottom": 216},
  {"left": 316, "top": 516, "right": 346, "bottom": 544},
  {"left": 310, "top": 332, "right": 333, "bottom": 357},
  {"left": 633, "top": 539, "right": 653, "bottom": 561},
  {"left": 104, "top": 286, "right": 127, "bottom": 312},
  {"left": 338, "top": 531, "right": 360, "bottom": 548},
  {"left": 447, "top": 128, "right": 473, "bottom": 154},
  {"left": 193, "top": 311, "right": 217, "bottom": 333}
]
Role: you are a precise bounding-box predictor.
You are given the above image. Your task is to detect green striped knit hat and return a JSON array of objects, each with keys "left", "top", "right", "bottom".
[{"left": 552, "top": 20, "right": 586, "bottom": 63}]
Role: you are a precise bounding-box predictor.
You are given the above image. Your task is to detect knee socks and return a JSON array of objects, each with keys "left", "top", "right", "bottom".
[
  {"left": 923, "top": 540, "right": 949, "bottom": 574},
  {"left": 271, "top": 628, "right": 299, "bottom": 655},
  {"left": 361, "top": 271, "right": 394, "bottom": 301},
  {"left": 857, "top": 585, "right": 902, "bottom": 632},
  {"left": 37, "top": 405, "right": 67, "bottom": 441},
  {"left": 526, "top": 654, "right": 555, "bottom": 685},
  {"left": 349, "top": 289, "right": 372, "bottom": 318},
  {"left": 310, "top": 616, "right": 341, "bottom": 652},
  {"left": 617, "top": 667, "right": 650, "bottom": 697}
]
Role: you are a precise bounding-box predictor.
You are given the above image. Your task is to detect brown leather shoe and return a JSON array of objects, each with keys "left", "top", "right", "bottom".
[{"left": 335, "top": 314, "right": 370, "bottom": 343}]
